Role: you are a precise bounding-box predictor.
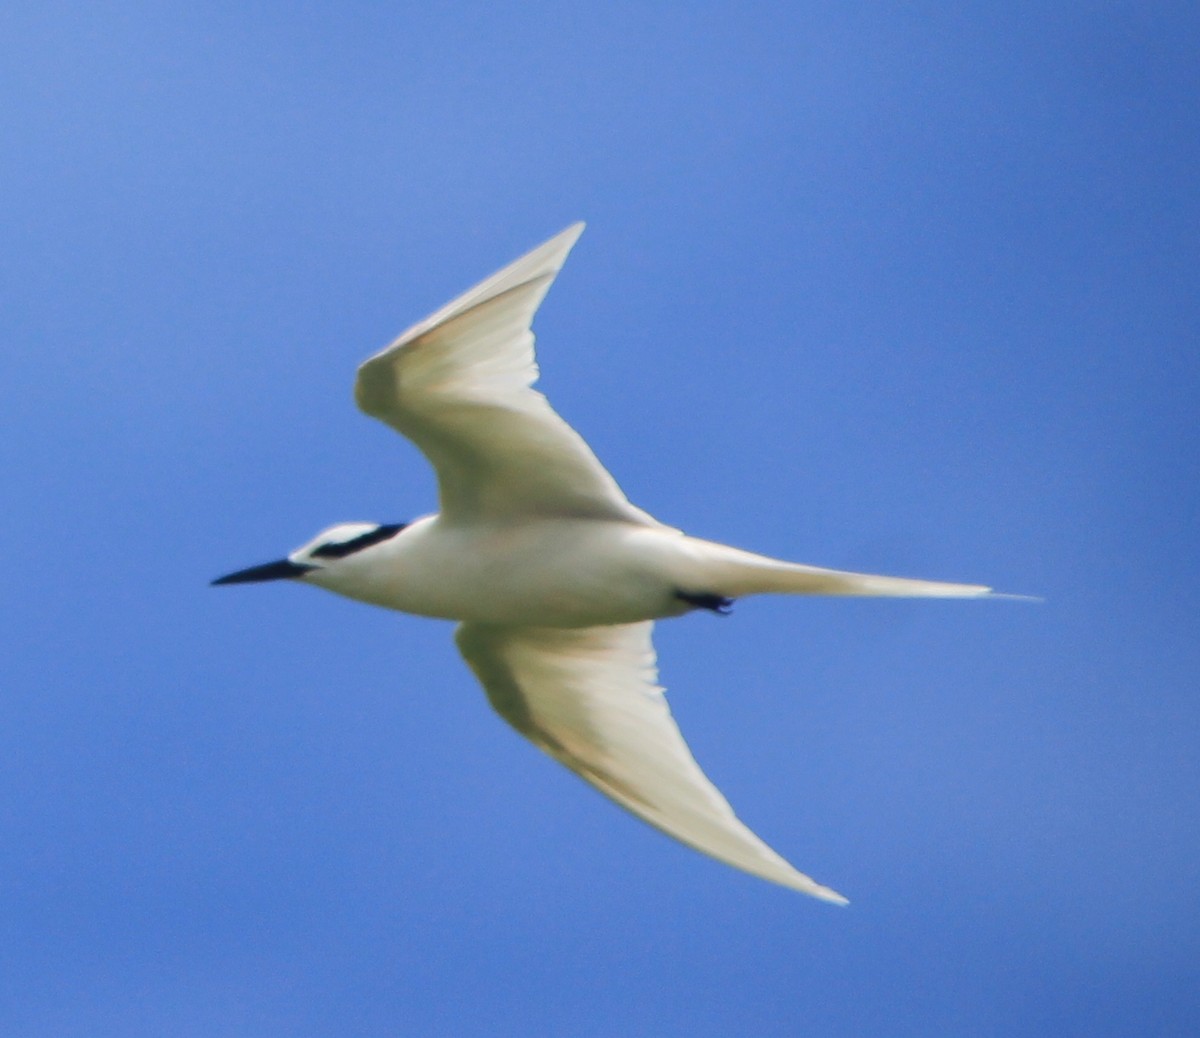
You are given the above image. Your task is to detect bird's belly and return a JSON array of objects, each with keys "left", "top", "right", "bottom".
[{"left": 336, "top": 519, "right": 692, "bottom": 627}]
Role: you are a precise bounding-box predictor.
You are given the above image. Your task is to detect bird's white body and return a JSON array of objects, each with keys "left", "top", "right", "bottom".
[
  {"left": 310, "top": 515, "right": 985, "bottom": 628},
  {"left": 309, "top": 516, "right": 690, "bottom": 626},
  {"left": 216, "top": 223, "right": 996, "bottom": 904}
]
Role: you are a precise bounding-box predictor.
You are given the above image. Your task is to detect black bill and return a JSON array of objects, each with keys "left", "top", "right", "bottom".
[{"left": 211, "top": 558, "right": 316, "bottom": 586}]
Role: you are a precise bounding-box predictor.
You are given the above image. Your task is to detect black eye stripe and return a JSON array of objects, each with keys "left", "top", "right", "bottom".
[{"left": 311, "top": 523, "right": 406, "bottom": 559}]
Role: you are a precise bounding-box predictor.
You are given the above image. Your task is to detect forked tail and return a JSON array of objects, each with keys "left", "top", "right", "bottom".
[{"left": 689, "top": 538, "right": 994, "bottom": 600}]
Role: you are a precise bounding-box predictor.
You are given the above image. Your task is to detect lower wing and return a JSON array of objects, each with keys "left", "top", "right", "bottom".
[{"left": 455, "top": 621, "right": 847, "bottom": 903}]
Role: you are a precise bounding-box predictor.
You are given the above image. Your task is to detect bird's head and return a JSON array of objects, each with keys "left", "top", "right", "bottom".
[{"left": 211, "top": 522, "right": 407, "bottom": 586}]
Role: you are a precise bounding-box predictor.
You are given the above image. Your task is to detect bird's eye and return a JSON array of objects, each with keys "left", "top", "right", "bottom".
[{"left": 310, "top": 524, "right": 406, "bottom": 559}]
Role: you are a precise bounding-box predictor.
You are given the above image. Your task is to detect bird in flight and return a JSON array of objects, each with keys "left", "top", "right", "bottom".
[{"left": 214, "top": 224, "right": 995, "bottom": 903}]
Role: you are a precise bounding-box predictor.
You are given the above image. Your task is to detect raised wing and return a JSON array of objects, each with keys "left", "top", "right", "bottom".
[
  {"left": 455, "top": 621, "right": 848, "bottom": 903},
  {"left": 355, "top": 224, "right": 655, "bottom": 525}
]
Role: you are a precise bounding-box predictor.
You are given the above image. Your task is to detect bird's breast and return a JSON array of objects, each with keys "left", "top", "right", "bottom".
[{"left": 321, "top": 517, "right": 692, "bottom": 627}]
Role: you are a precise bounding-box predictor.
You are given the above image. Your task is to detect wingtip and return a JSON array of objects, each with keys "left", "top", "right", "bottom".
[
  {"left": 779, "top": 868, "right": 849, "bottom": 905},
  {"left": 517, "top": 221, "right": 586, "bottom": 276},
  {"left": 806, "top": 882, "right": 850, "bottom": 906},
  {"left": 553, "top": 220, "right": 586, "bottom": 250}
]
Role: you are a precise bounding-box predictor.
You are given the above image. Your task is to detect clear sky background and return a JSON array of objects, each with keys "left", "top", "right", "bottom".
[{"left": 3, "top": 3, "right": 1197, "bottom": 1036}]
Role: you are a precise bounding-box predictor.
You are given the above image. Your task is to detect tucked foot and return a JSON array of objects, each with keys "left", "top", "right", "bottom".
[{"left": 675, "top": 590, "right": 736, "bottom": 615}]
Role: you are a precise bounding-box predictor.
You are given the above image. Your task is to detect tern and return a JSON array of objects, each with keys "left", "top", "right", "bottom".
[{"left": 214, "top": 223, "right": 995, "bottom": 903}]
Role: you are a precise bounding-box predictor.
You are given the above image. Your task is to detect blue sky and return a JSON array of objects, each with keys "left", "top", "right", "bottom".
[{"left": 3, "top": 3, "right": 1197, "bottom": 1035}]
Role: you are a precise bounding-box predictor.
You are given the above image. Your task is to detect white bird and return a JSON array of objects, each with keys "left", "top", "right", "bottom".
[{"left": 214, "top": 224, "right": 994, "bottom": 904}]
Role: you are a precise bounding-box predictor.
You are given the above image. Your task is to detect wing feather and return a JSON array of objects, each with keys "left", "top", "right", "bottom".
[
  {"left": 455, "top": 621, "right": 848, "bottom": 903},
  {"left": 355, "top": 224, "right": 653, "bottom": 525}
]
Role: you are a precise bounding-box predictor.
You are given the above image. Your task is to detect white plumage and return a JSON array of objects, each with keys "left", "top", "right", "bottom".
[{"left": 216, "top": 224, "right": 995, "bottom": 903}]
